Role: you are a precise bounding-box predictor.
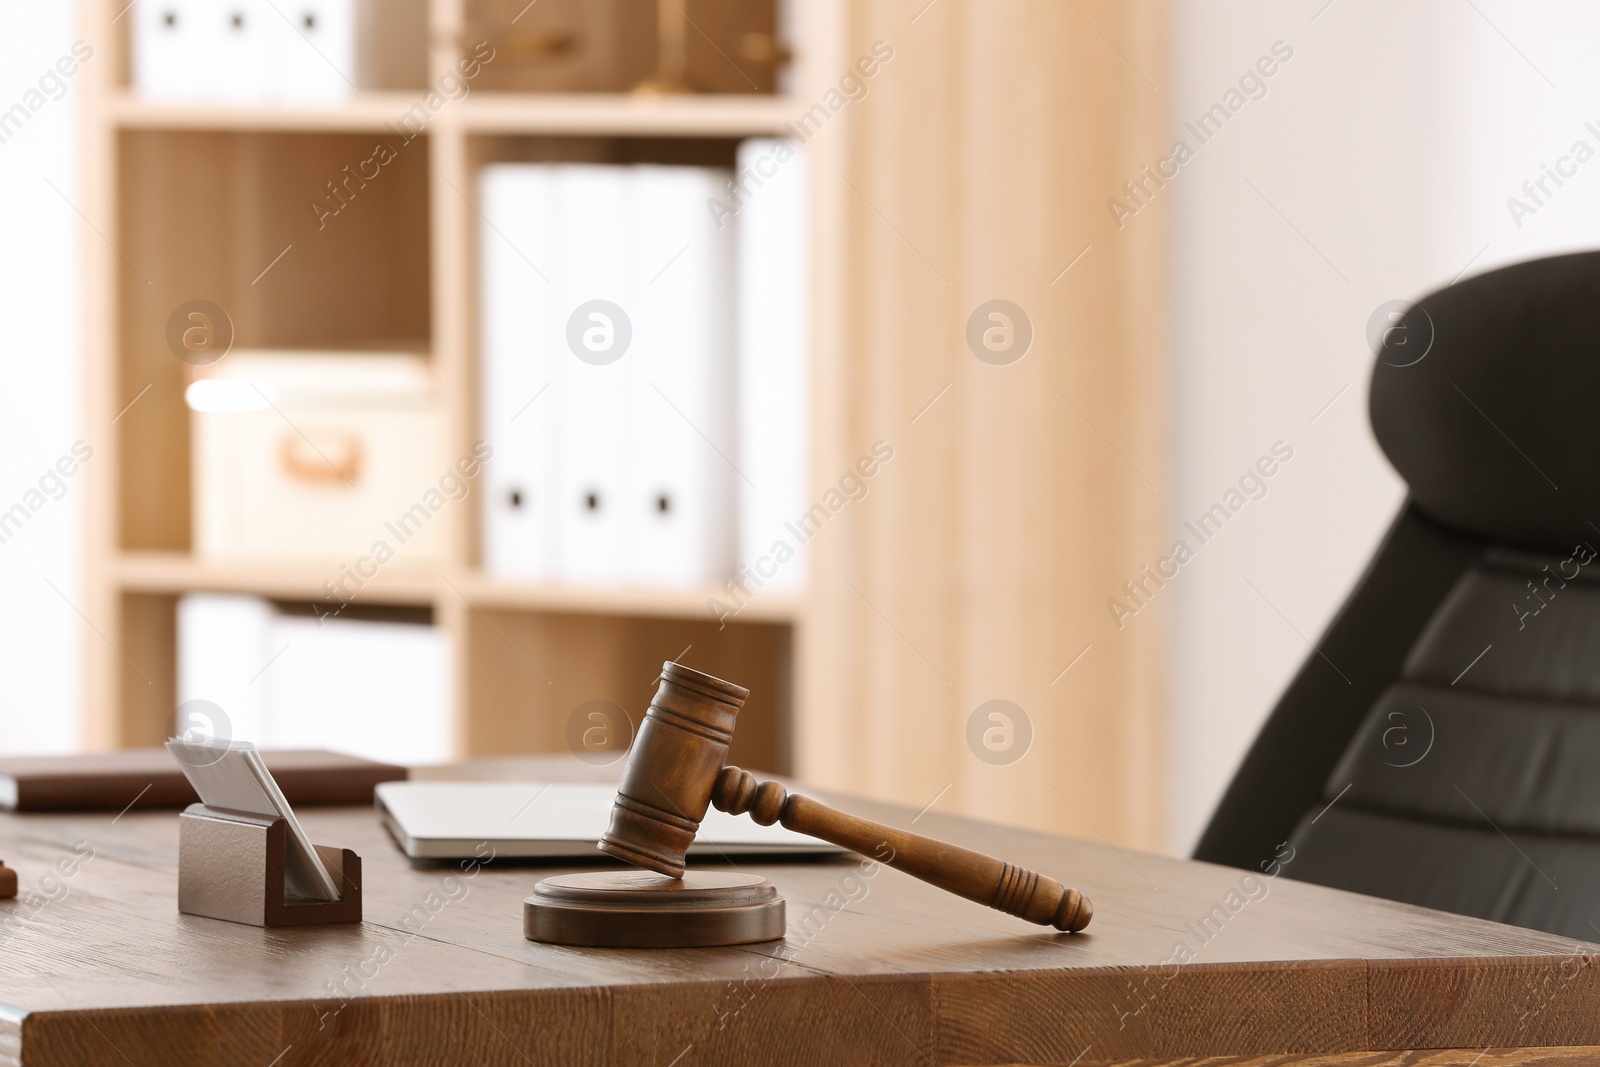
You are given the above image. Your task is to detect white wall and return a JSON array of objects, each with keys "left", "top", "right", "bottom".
[
  {"left": 0, "top": 6, "right": 84, "bottom": 753},
  {"left": 1168, "top": 0, "right": 1600, "bottom": 853}
]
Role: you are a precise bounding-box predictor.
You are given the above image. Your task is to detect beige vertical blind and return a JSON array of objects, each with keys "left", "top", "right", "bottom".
[{"left": 799, "top": 0, "right": 1169, "bottom": 850}]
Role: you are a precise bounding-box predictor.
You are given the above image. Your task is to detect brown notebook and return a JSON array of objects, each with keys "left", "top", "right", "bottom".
[{"left": 0, "top": 749, "right": 407, "bottom": 812}]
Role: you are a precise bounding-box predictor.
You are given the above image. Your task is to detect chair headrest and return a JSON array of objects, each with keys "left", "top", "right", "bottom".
[{"left": 1371, "top": 250, "right": 1600, "bottom": 551}]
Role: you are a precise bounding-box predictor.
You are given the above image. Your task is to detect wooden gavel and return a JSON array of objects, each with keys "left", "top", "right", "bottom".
[{"left": 598, "top": 662, "right": 1092, "bottom": 933}]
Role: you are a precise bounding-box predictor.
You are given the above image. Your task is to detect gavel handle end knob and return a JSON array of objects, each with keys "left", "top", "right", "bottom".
[
  {"left": 1056, "top": 888, "right": 1092, "bottom": 933},
  {"left": 989, "top": 862, "right": 1094, "bottom": 933}
]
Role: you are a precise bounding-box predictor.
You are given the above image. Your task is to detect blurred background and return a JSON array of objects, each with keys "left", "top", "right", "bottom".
[{"left": 3, "top": 0, "right": 1599, "bottom": 857}]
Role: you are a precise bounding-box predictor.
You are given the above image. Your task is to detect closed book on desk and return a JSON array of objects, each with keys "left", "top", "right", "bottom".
[{"left": 0, "top": 749, "right": 406, "bottom": 812}]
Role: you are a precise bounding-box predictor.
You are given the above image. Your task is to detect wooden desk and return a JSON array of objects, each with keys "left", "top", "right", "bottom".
[{"left": 2, "top": 759, "right": 1598, "bottom": 1066}]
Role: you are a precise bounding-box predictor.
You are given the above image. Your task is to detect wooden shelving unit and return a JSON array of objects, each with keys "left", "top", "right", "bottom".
[{"left": 79, "top": 0, "right": 845, "bottom": 775}]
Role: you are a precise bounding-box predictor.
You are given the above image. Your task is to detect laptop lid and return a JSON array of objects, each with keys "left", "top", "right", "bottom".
[{"left": 376, "top": 780, "right": 843, "bottom": 861}]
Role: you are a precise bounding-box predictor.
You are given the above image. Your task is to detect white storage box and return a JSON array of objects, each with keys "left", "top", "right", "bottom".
[
  {"left": 188, "top": 352, "right": 445, "bottom": 563},
  {"left": 178, "top": 592, "right": 451, "bottom": 766}
]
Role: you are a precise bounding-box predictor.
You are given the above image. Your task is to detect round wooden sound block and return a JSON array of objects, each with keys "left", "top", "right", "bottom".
[{"left": 524, "top": 871, "right": 785, "bottom": 948}]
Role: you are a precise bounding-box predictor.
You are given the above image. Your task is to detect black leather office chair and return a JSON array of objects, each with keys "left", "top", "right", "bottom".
[{"left": 1194, "top": 251, "right": 1600, "bottom": 941}]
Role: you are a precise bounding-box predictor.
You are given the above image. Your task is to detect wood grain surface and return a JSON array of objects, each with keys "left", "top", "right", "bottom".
[
  {"left": 1075, "top": 1050, "right": 1600, "bottom": 1067},
  {"left": 1, "top": 757, "right": 1597, "bottom": 1066},
  {"left": 798, "top": 0, "right": 1170, "bottom": 853}
]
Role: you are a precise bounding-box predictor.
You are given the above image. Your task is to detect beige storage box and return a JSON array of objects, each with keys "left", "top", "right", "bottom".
[{"left": 188, "top": 352, "right": 444, "bottom": 564}]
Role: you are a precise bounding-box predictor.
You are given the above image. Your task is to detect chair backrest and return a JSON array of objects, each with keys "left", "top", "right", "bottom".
[{"left": 1194, "top": 251, "right": 1600, "bottom": 939}]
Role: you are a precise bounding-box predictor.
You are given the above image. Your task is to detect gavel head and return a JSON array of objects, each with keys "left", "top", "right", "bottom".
[{"left": 598, "top": 662, "right": 750, "bottom": 877}]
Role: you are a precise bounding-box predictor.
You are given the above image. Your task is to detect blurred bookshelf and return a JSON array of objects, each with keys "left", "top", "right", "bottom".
[{"left": 79, "top": 0, "right": 845, "bottom": 774}]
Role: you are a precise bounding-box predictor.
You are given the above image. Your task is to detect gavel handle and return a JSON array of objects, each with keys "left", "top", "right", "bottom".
[{"left": 711, "top": 766, "right": 1092, "bottom": 933}]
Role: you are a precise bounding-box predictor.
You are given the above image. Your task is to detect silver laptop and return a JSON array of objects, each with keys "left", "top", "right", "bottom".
[{"left": 376, "top": 780, "right": 843, "bottom": 861}]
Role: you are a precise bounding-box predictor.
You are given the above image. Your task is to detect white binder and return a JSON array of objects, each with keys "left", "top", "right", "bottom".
[
  {"left": 132, "top": 0, "right": 206, "bottom": 100},
  {"left": 549, "top": 165, "right": 637, "bottom": 586},
  {"left": 477, "top": 162, "right": 739, "bottom": 589},
  {"left": 210, "top": 0, "right": 273, "bottom": 103},
  {"left": 632, "top": 165, "right": 737, "bottom": 587},
  {"left": 134, "top": 0, "right": 274, "bottom": 102},
  {"left": 735, "top": 139, "right": 810, "bottom": 592},
  {"left": 274, "top": 0, "right": 359, "bottom": 103},
  {"left": 480, "top": 165, "right": 557, "bottom": 581},
  {"left": 134, "top": 0, "right": 424, "bottom": 103}
]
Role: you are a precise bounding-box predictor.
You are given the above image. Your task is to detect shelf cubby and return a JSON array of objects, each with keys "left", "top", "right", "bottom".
[{"left": 81, "top": 0, "right": 829, "bottom": 776}]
